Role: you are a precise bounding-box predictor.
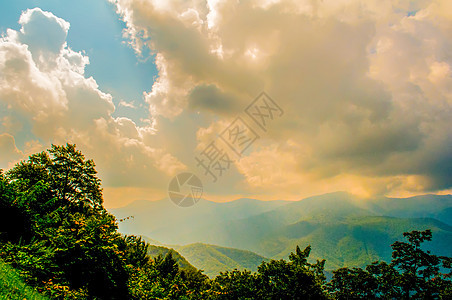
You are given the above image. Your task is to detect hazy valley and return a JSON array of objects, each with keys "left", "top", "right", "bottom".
[{"left": 113, "top": 192, "right": 452, "bottom": 276}]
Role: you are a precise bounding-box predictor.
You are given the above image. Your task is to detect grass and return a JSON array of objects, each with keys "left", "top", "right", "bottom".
[{"left": 0, "top": 259, "right": 48, "bottom": 300}]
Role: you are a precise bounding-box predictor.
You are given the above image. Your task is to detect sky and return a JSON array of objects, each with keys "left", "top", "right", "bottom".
[{"left": 0, "top": 0, "right": 451, "bottom": 208}]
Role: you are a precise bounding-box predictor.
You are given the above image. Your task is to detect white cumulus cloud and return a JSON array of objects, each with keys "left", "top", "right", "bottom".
[{"left": 0, "top": 8, "right": 186, "bottom": 202}]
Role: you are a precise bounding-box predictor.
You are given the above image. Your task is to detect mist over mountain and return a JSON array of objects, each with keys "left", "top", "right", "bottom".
[
  {"left": 112, "top": 198, "right": 290, "bottom": 245},
  {"left": 112, "top": 192, "right": 452, "bottom": 270}
]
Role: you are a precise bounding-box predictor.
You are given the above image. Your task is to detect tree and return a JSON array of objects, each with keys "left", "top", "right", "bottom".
[
  {"left": 210, "top": 245, "right": 328, "bottom": 299},
  {"left": 0, "top": 170, "right": 32, "bottom": 242},
  {"left": 7, "top": 143, "right": 104, "bottom": 214},
  {"left": 257, "top": 245, "right": 327, "bottom": 299},
  {"left": 119, "top": 235, "right": 150, "bottom": 268},
  {"left": 391, "top": 230, "right": 451, "bottom": 298},
  {"left": 211, "top": 269, "right": 259, "bottom": 299},
  {"left": 328, "top": 230, "right": 452, "bottom": 299},
  {"left": 2, "top": 144, "right": 217, "bottom": 299},
  {"left": 365, "top": 261, "right": 402, "bottom": 298},
  {"left": 328, "top": 267, "right": 378, "bottom": 299},
  {"left": 1, "top": 144, "right": 129, "bottom": 299}
]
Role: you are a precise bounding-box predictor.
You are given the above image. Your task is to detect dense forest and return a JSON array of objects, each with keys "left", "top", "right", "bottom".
[{"left": 0, "top": 144, "right": 451, "bottom": 299}]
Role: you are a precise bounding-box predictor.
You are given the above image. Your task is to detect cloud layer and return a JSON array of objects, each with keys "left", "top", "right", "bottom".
[{"left": 110, "top": 0, "right": 452, "bottom": 198}]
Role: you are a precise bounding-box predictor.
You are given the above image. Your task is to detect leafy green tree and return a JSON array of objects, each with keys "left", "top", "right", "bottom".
[
  {"left": 1, "top": 144, "right": 129, "bottom": 299},
  {"left": 211, "top": 269, "right": 258, "bottom": 299},
  {"left": 126, "top": 247, "right": 210, "bottom": 299},
  {"left": 365, "top": 261, "right": 402, "bottom": 298},
  {"left": 2, "top": 144, "right": 217, "bottom": 299},
  {"left": 391, "top": 230, "right": 451, "bottom": 298},
  {"left": 154, "top": 251, "right": 180, "bottom": 280},
  {"left": 0, "top": 170, "right": 33, "bottom": 242},
  {"left": 210, "top": 245, "right": 327, "bottom": 299},
  {"left": 48, "top": 211, "right": 129, "bottom": 299},
  {"left": 7, "top": 143, "right": 103, "bottom": 214},
  {"left": 328, "top": 230, "right": 452, "bottom": 299},
  {"left": 257, "top": 245, "right": 327, "bottom": 299},
  {"left": 119, "top": 235, "right": 150, "bottom": 268},
  {"left": 328, "top": 267, "right": 378, "bottom": 299},
  {"left": 179, "top": 268, "right": 211, "bottom": 298}
]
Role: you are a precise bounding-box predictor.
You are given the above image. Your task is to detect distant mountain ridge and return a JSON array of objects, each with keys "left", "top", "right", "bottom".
[
  {"left": 143, "top": 241, "right": 268, "bottom": 278},
  {"left": 172, "top": 243, "right": 268, "bottom": 278},
  {"left": 112, "top": 192, "right": 452, "bottom": 270}
]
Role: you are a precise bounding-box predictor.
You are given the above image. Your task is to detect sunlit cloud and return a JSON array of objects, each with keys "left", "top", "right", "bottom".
[
  {"left": 0, "top": 8, "right": 186, "bottom": 203},
  {"left": 110, "top": 0, "right": 452, "bottom": 199}
]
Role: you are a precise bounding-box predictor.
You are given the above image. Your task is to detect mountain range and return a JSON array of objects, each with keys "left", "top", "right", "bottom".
[
  {"left": 112, "top": 192, "right": 452, "bottom": 275},
  {"left": 140, "top": 237, "right": 268, "bottom": 277}
]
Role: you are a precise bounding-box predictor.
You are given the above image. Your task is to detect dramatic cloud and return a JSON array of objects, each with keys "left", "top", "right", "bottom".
[
  {"left": 0, "top": 8, "right": 186, "bottom": 207},
  {"left": 111, "top": 0, "right": 452, "bottom": 198}
]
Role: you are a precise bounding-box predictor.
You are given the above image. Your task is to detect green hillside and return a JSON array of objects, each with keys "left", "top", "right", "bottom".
[
  {"left": 268, "top": 216, "right": 452, "bottom": 270},
  {"left": 144, "top": 242, "right": 269, "bottom": 277},
  {"left": 0, "top": 259, "right": 48, "bottom": 300},
  {"left": 207, "top": 194, "right": 452, "bottom": 269},
  {"left": 172, "top": 243, "right": 268, "bottom": 278},
  {"left": 147, "top": 245, "right": 197, "bottom": 271}
]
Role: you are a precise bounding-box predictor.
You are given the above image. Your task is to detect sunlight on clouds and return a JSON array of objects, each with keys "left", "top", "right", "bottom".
[
  {"left": 18, "top": 8, "right": 70, "bottom": 55},
  {"left": 0, "top": 8, "right": 186, "bottom": 203},
  {"left": 0, "top": 133, "right": 42, "bottom": 169},
  {"left": 180, "top": 8, "right": 204, "bottom": 28},
  {"left": 236, "top": 143, "right": 303, "bottom": 189},
  {"left": 110, "top": 0, "right": 452, "bottom": 198},
  {"left": 118, "top": 99, "right": 137, "bottom": 109},
  {"left": 145, "top": 53, "right": 191, "bottom": 119},
  {"left": 0, "top": 133, "right": 22, "bottom": 168},
  {"left": 429, "top": 61, "right": 451, "bottom": 83}
]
